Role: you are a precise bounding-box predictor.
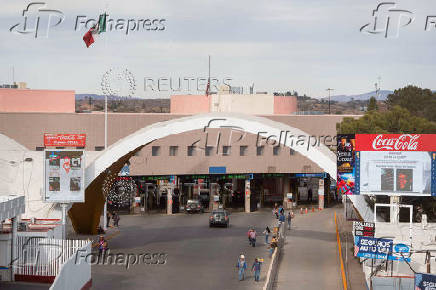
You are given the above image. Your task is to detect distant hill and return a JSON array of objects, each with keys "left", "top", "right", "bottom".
[{"left": 323, "top": 90, "right": 393, "bottom": 102}]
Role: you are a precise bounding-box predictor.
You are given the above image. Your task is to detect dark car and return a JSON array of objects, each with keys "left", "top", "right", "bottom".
[
  {"left": 185, "top": 200, "right": 204, "bottom": 214},
  {"left": 209, "top": 210, "right": 230, "bottom": 227}
]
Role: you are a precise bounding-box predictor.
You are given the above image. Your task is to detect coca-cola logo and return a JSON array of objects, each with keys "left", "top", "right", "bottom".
[{"left": 372, "top": 134, "right": 420, "bottom": 151}]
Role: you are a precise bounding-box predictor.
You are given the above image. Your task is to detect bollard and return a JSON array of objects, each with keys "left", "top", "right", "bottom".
[
  {"left": 300, "top": 208, "right": 303, "bottom": 214},
  {"left": 312, "top": 207, "right": 315, "bottom": 212},
  {"left": 305, "top": 208, "right": 308, "bottom": 214}
]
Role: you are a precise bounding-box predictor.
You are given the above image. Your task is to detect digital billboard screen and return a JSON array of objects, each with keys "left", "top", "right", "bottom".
[
  {"left": 44, "top": 150, "right": 85, "bottom": 203},
  {"left": 338, "top": 134, "right": 436, "bottom": 196}
]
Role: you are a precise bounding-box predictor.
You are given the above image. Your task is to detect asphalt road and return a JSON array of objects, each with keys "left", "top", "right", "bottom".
[{"left": 91, "top": 210, "right": 276, "bottom": 290}]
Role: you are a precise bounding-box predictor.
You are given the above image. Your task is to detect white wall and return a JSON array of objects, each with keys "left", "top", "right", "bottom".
[
  {"left": 210, "top": 94, "right": 274, "bottom": 114},
  {"left": 0, "top": 145, "right": 101, "bottom": 220}
]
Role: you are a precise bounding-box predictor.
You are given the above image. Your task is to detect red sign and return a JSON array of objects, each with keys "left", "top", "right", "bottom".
[
  {"left": 356, "top": 134, "right": 436, "bottom": 151},
  {"left": 44, "top": 134, "right": 86, "bottom": 147}
]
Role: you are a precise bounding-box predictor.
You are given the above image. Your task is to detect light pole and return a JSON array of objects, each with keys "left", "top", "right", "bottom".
[{"left": 326, "top": 88, "right": 334, "bottom": 114}]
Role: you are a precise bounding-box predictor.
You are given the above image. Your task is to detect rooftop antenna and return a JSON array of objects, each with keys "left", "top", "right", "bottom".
[
  {"left": 326, "top": 88, "right": 334, "bottom": 114},
  {"left": 206, "top": 55, "right": 211, "bottom": 96}
]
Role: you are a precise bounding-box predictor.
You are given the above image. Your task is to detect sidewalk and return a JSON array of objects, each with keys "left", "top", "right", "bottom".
[{"left": 274, "top": 207, "right": 343, "bottom": 289}]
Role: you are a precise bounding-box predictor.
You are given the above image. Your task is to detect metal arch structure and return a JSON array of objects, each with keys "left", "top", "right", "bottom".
[{"left": 70, "top": 113, "right": 337, "bottom": 234}]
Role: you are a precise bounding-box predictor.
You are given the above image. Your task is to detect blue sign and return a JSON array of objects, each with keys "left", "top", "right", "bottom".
[
  {"left": 209, "top": 166, "right": 226, "bottom": 174},
  {"left": 415, "top": 273, "right": 436, "bottom": 290},
  {"left": 294, "top": 173, "right": 326, "bottom": 178},
  {"left": 119, "top": 164, "right": 130, "bottom": 176},
  {"left": 355, "top": 237, "right": 411, "bottom": 262},
  {"left": 355, "top": 236, "right": 393, "bottom": 260},
  {"left": 390, "top": 243, "right": 411, "bottom": 262}
]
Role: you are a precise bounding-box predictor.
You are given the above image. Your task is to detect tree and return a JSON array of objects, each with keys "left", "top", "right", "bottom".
[
  {"left": 386, "top": 85, "right": 436, "bottom": 122},
  {"left": 337, "top": 106, "right": 436, "bottom": 134},
  {"left": 367, "top": 96, "right": 378, "bottom": 111}
]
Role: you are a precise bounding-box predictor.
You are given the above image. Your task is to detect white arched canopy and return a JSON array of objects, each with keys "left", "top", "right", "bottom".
[{"left": 85, "top": 113, "right": 337, "bottom": 187}]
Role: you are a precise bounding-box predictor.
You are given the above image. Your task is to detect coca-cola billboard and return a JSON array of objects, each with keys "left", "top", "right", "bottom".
[
  {"left": 337, "top": 134, "right": 436, "bottom": 196},
  {"left": 356, "top": 134, "right": 436, "bottom": 152},
  {"left": 44, "top": 134, "right": 86, "bottom": 147}
]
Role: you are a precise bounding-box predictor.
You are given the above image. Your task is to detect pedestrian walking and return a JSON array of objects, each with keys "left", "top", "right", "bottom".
[
  {"left": 308, "top": 188, "right": 313, "bottom": 203},
  {"left": 236, "top": 254, "right": 247, "bottom": 281},
  {"left": 273, "top": 203, "right": 279, "bottom": 219},
  {"left": 249, "top": 229, "right": 257, "bottom": 247},
  {"left": 263, "top": 226, "right": 271, "bottom": 244},
  {"left": 106, "top": 211, "right": 112, "bottom": 228},
  {"left": 98, "top": 235, "right": 108, "bottom": 261},
  {"left": 279, "top": 212, "right": 285, "bottom": 225},
  {"left": 251, "top": 258, "right": 262, "bottom": 282},
  {"left": 287, "top": 211, "right": 293, "bottom": 230},
  {"left": 113, "top": 212, "right": 120, "bottom": 227}
]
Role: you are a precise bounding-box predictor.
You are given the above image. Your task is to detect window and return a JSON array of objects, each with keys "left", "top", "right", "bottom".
[
  {"left": 240, "top": 146, "right": 248, "bottom": 156},
  {"left": 273, "top": 146, "right": 280, "bottom": 156},
  {"left": 95, "top": 146, "right": 105, "bottom": 151},
  {"left": 152, "top": 146, "right": 161, "bottom": 156},
  {"left": 222, "top": 146, "right": 231, "bottom": 156},
  {"left": 169, "top": 146, "right": 178, "bottom": 156},
  {"left": 290, "top": 148, "right": 295, "bottom": 156},
  {"left": 187, "top": 146, "right": 196, "bottom": 156},
  {"left": 35, "top": 146, "right": 45, "bottom": 151},
  {"left": 205, "top": 146, "right": 214, "bottom": 156},
  {"left": 256, "top": 146, "right": 264, "bottom": 156}
]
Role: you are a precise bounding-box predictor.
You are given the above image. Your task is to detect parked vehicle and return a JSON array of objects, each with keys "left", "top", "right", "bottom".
[
  {"left": 209, "top": 210, "right": 230, "bottom": 227},
  {"left": 185, "top": 200, "right": 204, "bottom": 214}
]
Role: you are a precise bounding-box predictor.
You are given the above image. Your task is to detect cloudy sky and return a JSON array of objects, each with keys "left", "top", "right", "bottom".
[{"left": 1, "top": 0, "right": 436, "bottom": 98}]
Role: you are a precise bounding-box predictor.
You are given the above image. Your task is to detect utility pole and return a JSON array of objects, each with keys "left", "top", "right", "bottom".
[{"left": 326, "top": 88, "right": 334, "bottom": 114}]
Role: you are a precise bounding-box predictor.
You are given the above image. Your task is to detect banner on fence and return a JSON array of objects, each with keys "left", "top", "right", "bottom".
[
  {"left": 415, "top": 273, "right": 436, "bottom": 290},
  {"left": 353, "top": 221, "right": 375, "bottom": 237},
  {"left": 354, "top": 237, "right": 411, "bottom": 262}
]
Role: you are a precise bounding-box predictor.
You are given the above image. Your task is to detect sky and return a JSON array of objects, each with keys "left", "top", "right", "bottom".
[{"left": 1, "top": 0, "right": 436, "bottom": 98}]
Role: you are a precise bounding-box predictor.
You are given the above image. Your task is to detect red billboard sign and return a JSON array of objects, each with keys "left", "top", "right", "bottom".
[
  {"left": 44, "top": 134, "right": 86, "bottom": 147},
  {"left": 356, "top": 134, "right": 436, "bottom": 151}
]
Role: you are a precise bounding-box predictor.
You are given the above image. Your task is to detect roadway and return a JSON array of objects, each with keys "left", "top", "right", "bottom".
[{"left": 91, "top": 209, "right": 276, "bottom": 290}]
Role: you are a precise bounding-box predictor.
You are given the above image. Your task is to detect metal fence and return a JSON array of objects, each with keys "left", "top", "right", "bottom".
[
  {"left": 13, "top": 237, "right": 89, "bottom": 278},
  {"left": 371, "top": 276, "right": 414, "bottom": 290}
]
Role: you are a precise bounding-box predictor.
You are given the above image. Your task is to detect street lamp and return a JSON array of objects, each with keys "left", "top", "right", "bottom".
[{"left": 326, "top": 88, "right": 334, "bottom": 114}]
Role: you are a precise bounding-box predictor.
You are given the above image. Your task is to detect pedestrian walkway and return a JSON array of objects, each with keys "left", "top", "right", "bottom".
[{"left": 275, "top": 207, "right": 343, "bottom": 289}]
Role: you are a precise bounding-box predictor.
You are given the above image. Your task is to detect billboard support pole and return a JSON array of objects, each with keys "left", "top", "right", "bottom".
[{"left": 61, "top": 203, "right": 67, "bottom": 239}]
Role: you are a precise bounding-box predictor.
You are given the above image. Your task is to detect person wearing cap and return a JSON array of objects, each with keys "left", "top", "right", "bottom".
[{"left": 236, "top": 254, "right": 247, "bottom": 281}]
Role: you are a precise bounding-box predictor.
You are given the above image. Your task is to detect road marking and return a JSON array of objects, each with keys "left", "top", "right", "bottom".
[{"left": 335, "top": 211, "right": 348, "bottom": 290}]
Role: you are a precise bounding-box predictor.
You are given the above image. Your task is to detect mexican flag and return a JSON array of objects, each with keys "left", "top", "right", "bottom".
[{"left": 83, "top": 13, "right": 107, "bottom": 48}]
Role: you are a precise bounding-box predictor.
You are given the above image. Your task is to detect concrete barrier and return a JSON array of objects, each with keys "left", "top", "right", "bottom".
[
  {"left": 263, "top": 222, "right": 285, "bottom": 290},
  {"left": 50, "top": 242, "right": 92, "bottom": 290}
]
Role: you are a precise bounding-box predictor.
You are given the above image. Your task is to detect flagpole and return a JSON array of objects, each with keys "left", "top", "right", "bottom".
[{"left": 103, "top": 3, "right": 109, "bottom": 232}]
